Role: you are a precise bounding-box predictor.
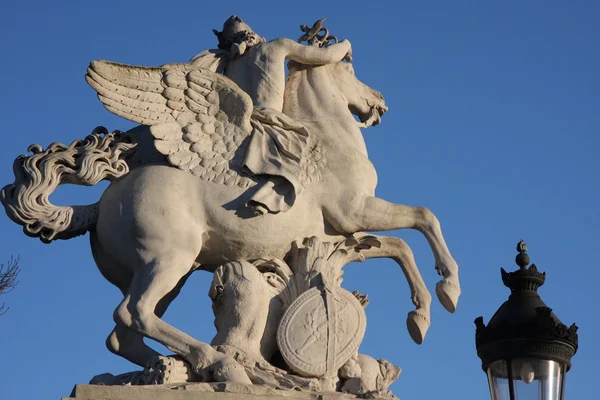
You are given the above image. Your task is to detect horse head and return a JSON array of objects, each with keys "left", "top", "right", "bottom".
[
  {"left": 284, "top": 61, "right": 387, "bottom": 131},
  {"left": 328, "top": 61, "right": 388, "bottom": 128}
]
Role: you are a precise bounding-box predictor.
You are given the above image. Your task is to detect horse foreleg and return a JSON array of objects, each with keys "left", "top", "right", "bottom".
[
  {"left": 348, "top": 234, "right": 431, "bottom": 344},
  {"left": 326, "top": 196, "right": 461, "bottom": 312}
]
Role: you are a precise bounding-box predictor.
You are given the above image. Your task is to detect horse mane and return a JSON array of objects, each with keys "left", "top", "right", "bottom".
[
  {"left": 283, "top": 61, "right": 309, "bottom": 117},
  {"left": 283, "top": 61, "right": 344, "bottom": 121}
]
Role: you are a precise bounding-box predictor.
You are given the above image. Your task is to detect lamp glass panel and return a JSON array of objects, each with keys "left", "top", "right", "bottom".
[
  {"left": 487, "top": 360, "right": 512, "bottom": 400},
  {"left": 511, "top": 358, "right": 565, "bottom": 400}
]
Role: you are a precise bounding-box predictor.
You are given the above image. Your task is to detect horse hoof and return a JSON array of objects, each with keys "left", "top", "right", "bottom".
[
  {"left": 212, "top": 357, "right": 252, "bottom": 384},
  {"left": 436, "top": 278, "right": 461, "bottom": 313},
  {"left": 406, "top": 310, "right": 430, "bottom": 344}
]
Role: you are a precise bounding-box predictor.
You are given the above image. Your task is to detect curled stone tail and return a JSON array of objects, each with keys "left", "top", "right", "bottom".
[{"left": 0, "top": 127, "right": 137, "bottom": 243}]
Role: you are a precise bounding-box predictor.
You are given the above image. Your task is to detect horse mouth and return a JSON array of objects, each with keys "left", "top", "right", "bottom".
[{"left": 357, "top": 104, "right": 387, "bottom": 128}]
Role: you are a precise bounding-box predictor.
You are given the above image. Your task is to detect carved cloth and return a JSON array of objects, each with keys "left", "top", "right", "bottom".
[
  {"left": 190, "top": 49, "right": 311, "bottom": 214},
  {"left": 244, "top": 108, "right": 310, "bottom": 214}
]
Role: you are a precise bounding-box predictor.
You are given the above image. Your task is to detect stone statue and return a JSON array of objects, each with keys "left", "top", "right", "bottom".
[{"left": 1, "top": 16, "right": 461, "bottom": 399}]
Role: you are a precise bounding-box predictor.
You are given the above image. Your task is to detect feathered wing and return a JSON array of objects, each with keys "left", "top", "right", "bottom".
[{"left": 85, "top": 60, "right": 255, "bottom": 187}]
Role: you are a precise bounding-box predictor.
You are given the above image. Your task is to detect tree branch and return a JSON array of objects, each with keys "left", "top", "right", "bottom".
[{"left": 0, "top": 256, "right": 20, "bottom": 315}]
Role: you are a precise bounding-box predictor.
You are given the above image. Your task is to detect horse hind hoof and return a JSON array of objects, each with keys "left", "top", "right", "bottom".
[
  {"left": 436, "top": 278, "right": 461, "bottom": 313},
  {"left": 406, "top": 310, "right": 430, "bottom": 345},
  {"left": 212, "top": 357, "right": 252, "bottom": 385}
]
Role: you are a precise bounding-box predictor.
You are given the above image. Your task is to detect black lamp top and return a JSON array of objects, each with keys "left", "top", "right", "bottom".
[
  {"left": 501, "top": 240, "right": 546, "bottom": 293},
  {"left": 475, "top": 240, "right": 578, "bottom": 371}
]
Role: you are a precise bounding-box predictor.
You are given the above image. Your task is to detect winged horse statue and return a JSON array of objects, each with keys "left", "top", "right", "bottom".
[{"left": 1, "top": 17, "right": 460, "bottom": 385}]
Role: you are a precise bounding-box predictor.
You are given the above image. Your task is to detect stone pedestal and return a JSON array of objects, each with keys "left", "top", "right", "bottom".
[{"left": 62, "top": 382, "right": 398, "bottom": 400}]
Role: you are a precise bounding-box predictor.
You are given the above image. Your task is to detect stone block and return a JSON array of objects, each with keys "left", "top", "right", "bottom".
[{"left": 65, "top": 383, "right": 397, "bottom": 400}]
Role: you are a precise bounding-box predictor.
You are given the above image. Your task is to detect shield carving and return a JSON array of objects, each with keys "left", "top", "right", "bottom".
[{"left": 277, "top": 286, "right": 367, "bottom": 377}]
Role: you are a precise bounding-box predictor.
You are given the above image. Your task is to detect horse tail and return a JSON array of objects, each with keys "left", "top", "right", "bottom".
[{"left": 1, "top": 127, "right": 137, "bottom": 243}]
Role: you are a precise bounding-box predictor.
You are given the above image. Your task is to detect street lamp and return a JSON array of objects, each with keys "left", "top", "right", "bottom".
[{"left": 475, "top": 240, "right": 578, "bottom": 400}]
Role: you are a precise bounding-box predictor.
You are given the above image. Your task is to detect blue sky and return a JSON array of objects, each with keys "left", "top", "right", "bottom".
[{"left": 0, "top": 1, "right": 598, "bottom": 399}]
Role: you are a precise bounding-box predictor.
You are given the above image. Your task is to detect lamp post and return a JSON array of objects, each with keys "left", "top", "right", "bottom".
[{"left": 475, "top": 240, "right": 578, "bottom": 400}]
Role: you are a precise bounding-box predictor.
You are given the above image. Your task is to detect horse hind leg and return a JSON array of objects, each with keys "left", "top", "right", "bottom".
[
  {"left": 349, "top": 234, "right": 432, "bottom": 345},
  {"left": 106, "top": 271, "right": 192, "bottom": 368},
  {"left": 106, "top": 326, "right": 160, "bottom": 367},
  {"left": 112, "top": 246, "right": 251, "bottom": 384},
  {"left": 325, "top": 196, "right": 461, "bottom": 313},
  {"left": 90, "top": 232, "right": 160, "bottom": 366}
]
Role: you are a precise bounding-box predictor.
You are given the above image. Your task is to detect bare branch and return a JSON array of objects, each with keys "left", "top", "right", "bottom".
[{"left": 0, "top": 256, "right": 20, "bottom": 315}]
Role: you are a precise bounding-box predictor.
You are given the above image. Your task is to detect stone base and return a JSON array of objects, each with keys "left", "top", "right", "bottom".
[{"left": 62, "top": 382, "right": 398, "bottom": 400}]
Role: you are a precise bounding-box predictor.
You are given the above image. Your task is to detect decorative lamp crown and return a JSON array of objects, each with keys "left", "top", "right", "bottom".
[
  {"left": 475, "top": 240, "right": 578, "bottom": 370},
  {"left": 500, "top": 239, "right": 546, "bottom": 293}
]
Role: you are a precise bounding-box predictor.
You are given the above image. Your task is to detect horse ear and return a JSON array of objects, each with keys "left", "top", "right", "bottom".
[{"left": 213, "top": 29, "right": 221, "bottom": 37}]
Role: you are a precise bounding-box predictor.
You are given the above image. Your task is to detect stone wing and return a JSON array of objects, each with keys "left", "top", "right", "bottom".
[{"left": 86, "top": 61, "right": 254, "bottom": 187}]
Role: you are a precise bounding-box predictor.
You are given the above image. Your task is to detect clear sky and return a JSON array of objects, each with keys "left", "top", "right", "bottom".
[{"left": 0, "top": 1, "right": 598, "bottom": 399}]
